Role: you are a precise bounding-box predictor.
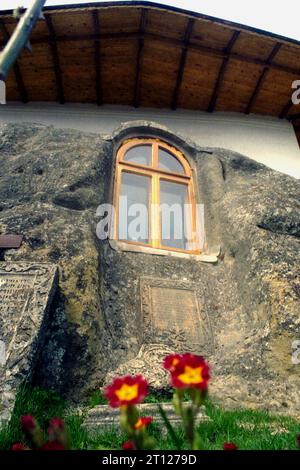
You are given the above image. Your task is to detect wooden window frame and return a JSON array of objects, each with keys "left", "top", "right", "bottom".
[{"left": 113, "top": 138, "right": 200, "bottom": 254}]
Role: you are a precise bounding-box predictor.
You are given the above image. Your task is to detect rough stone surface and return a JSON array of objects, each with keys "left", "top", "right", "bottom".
[
  {"left": 0, "top": 262, "right": 57, "bottom": 422},
  {"left": 0, "top": 121, "right": 299, "bottom": 416},
  {"left": 104, "top": 344, "right": 174, "bottom": 390}
]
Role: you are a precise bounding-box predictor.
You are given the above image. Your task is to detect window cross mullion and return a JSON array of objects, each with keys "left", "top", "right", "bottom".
[{"left": 151, "top": 174, "right": 160, "bottom": 248}]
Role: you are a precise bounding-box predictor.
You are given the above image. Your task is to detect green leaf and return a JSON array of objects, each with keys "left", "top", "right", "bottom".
[
  {"left": 193, "top": 432, "right": 204, "bottom": 451},
  {"left": 158, "top": 405, "right": 182, "bottom": 450}
]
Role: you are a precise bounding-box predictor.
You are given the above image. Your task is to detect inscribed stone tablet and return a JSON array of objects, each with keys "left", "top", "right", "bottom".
[
  {"left": 151, "top": 287, "right": 201, "bottom": 344},
  {"left": 140, "top": 277, "right": 214, "bottom": 353},
  {"left": 0, "top": 262, "right": 57, "bottom": 423}
]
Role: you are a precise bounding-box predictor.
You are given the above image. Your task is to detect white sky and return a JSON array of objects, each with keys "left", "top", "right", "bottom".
[{"left": 0, "top": 0, "right": 300, "bottom": 41}]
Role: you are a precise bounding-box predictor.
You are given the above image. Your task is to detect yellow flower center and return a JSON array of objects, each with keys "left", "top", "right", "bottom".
[
  {"left": 115, "top": 383, "right": 139, "bottom": 402},
  {"left": 178, "top": 366, "right": 203, "bottom": 385},
  {"left": 134, "top": 418, "right": 143, "bottom": 429}
]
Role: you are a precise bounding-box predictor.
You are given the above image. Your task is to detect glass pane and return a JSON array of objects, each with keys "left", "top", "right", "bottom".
[
  {"left": 119, "top": 172, "right": 150, "bottom": 244},
  {"left": 160, "top": 180, "right": 190, "bottom": 250},
  {"left": 158, "top": 148, "right": 185, "bottom": 174},
  {"left": 124, "top": 145, "right": 152, "bottom": 166}
]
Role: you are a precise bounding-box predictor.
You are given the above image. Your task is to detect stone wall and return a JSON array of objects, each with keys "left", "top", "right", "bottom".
[{"left": 0, "top": 121, "right": 299, "bottom": 415}]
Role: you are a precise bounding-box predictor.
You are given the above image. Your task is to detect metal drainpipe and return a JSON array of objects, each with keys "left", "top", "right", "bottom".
[{"left": 0, "top": 0, "right": 47, "bottom": 80}]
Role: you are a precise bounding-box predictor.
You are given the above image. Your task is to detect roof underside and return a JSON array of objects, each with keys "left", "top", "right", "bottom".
[{"left": 0, "top": 1, "right": 300, "bottom": 145}]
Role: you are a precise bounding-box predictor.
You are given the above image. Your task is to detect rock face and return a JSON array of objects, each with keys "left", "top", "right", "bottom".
[
  {"left": 0, "top": 121, "right": 299, "bottom": 416},
  {"left": 103, "top": 344, "right": 174, "bottom": 390},
  {"left": 0, "top": 262, "right": 57, "bottom": 422}
]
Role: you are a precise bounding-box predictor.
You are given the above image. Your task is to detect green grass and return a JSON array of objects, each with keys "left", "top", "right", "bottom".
[
  {"left": 0, "top": 384, "right": 66, "bottom": 450},
  {"left": 199, "top": 401, "right": 300, "bottom": 450},
  {"left": 87, "top": 389, "right": 107, "bottom": 408},
  {"left": 0, "top": 386, "right": 299, "bottom": 450}
]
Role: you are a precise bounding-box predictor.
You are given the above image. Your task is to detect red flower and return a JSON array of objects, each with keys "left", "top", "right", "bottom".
[
  {"left": 20, "top": 415, "right": 36, "bottom": 432},
  {"left": 48, "top": 417, "right": 64, "bottom": 432},
  {"left": 49, "top": 417, "right": 64, "bottom": 429},
  {"left": 122, "top": 441, "right": 135, "bottom": 450},
  {"left": 41, "top": 441, "right": 65, "bottom": 451},
  {"left": 133, "top": 416, "right": 153, "bottom": 430},
  {"left": 163, "top": 354, "right": 181, "bottom": 372},
  {"left": 105, "top": 375, "right": 148, "bottom": 408},
  {"left": 168, "top": 353, "right": 210, "bottom": 390},
  {"left": 11, "top": 443, "right": 28, "bottom": 451},
  {"left": 223, "top": 442, "right": 238, "bottom": 451}
]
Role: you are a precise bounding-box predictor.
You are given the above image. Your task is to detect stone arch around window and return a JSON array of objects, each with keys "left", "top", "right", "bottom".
[{"left": 113, "top": 137, "right": 200, "bottom": 254}]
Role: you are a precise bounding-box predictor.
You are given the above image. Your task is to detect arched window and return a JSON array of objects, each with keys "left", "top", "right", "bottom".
[{"left": 114, "top": 139, "right": 199, "bottom": 253}]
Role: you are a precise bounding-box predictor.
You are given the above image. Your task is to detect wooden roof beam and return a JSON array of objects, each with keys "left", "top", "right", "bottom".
[
  {"left": 245, "top": 42, "right": 282, "bottom": 114},
  {"left": 45, "top": 15, "right": 65, "bottom": 104},
  {"left": 288, "top": 113, "right": 300, "bottom": 122},
  {"left": 92, "top": 10, "right": 102, "bottom": 106},
  {"left": 279, "top": 99, "right": 294, "bottom": 119},
  {"left": 207, "top": 30, "right": 240, "bottom": 113},
  {"left": 14, "top": 32, "right": 300, "bottom": 78},
  {"left": 133, "top": 9, "right": 147, "bottom": 108},
  {"left": 171, "top": 18, "right": 194, "bottom": 110},
  {"left": 0, "top": 19, "right": 28, "bottom": 103}
]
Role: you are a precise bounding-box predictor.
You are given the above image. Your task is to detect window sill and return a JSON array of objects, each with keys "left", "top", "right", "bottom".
[{"left": 109, "top": 240, "right": 219, "bottom": 263}]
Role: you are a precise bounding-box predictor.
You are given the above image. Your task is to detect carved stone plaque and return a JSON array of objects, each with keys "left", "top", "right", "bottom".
[
  {"left": 0, "top": 262, "right": 58, "bottom": 423},
  {"left": 104, "top": 279, "right": 214, "bottom": 391},
  {"left": 151, "top": 287, "right": 200, "bottom": 340},
  {"left": 140, "top": 277, "right": 214, "bottom": 355}
]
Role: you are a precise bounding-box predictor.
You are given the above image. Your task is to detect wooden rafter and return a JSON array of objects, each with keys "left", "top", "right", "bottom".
[
  {"left": 288, "top": 113, "right": 300, "bottom": 122},
  {"left": 45, "top": 14, "right": 65, "bottom": 104},
  {"left": 6, "top": 31, "right": 300, "bottom": 78},
  {"left": 245, "top": 42, "right": 282, "bottom": 114},
  {"left": 207, "top": 30, "right": 240, "bottom": 113},
  {"left": 171, "top": 18, "right": 194, "bottom": 110},
  {"left": 1, "top": 3, "right": 300, "bottom": 130},
  {"left": 279, "top": 99, "right": 294, "bottom": 119},
  {"left": 92, "top": 10, "right": 102, "bottom": 105},
  {"left": 0, "top": 19, "right": 28, "bottom": 103},
  {"left": 133, "top": 9, "right": 147, "bottom": 108}
]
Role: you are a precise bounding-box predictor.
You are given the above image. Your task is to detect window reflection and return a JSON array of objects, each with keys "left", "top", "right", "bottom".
[
  {"left": 158, "top": 147, "right": 185, "bottom": 174},
  {"left": 124, "top": 145, "right": 152, "bottom": 166},
  {"left": 119, "top": 172, "right": 150, "bottom": 244}
]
